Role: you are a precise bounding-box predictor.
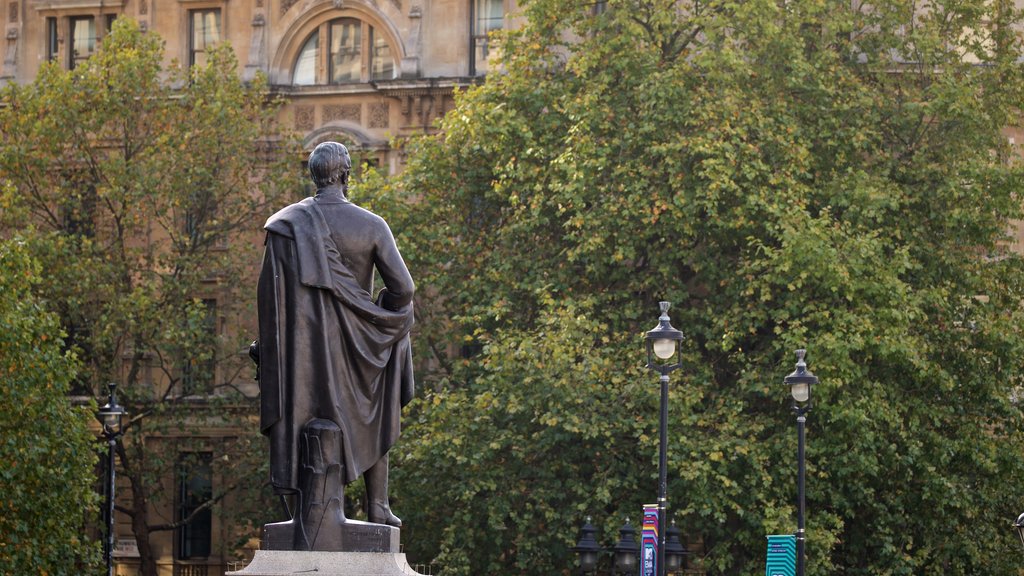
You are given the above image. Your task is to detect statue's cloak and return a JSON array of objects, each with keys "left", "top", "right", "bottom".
[{"left": 257, "top": 197, "right": 414, "bottom": 493}]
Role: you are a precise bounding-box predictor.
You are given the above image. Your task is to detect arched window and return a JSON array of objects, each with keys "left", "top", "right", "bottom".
[
  {"left": 293, "top": 31, "right": 319, "bottom": 85},
  {"left": 292, "top": 18, "right": 396, "bottom": 85}
]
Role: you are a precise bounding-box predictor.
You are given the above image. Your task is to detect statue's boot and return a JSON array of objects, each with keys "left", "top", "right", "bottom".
[
  {"left": 365, "top": 453, "right": 402, "bottom": 527},
  {"left": 299, "top": 419, "right": 347, "bottom": 550}
]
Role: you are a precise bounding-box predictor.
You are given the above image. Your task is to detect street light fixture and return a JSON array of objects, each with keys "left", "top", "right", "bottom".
[
  {"left": 573, "top": 516, "right": 688, "bottom": 575},
  {"left": 664, "top": 520, "right": 688, "bottom": 573},
  {"left": 96, "top": 382, "right": 125, "bottom": 576},
  {"left": 644, "top": 301, "right": 684, "bottom": 576},
  {"left": 784, "top": 350, "right": 817, "bottom": 576},
  {"left": 611, "top": 520, "right": 639, "bottom": 574},
  {"left": 573, "top": 518, "right": 649, "bottom": 575},
  {"left": 573, "top": 517, "right": 602, "bottom": 574}
]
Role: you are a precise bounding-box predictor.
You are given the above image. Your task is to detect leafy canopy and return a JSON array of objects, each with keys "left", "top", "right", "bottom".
[
  {"left": 0, "top": 239, "right": 101, "bottom": 575},
  {"left": 364, "top": 0, "right": 1024, "bottom": 574}
]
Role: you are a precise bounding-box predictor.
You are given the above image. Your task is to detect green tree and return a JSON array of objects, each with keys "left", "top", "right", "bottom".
[
  {"left": 365, "top": 0, "right": 1024, "bottom": 573},
  {"left": 0, "top": 19, "right": 300, "bottom": 576},
  {"left": 0, "top": 238, "right": 101, "bottom": 575}
]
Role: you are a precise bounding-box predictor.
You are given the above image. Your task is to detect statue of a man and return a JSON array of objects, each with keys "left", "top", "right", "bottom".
[{"left": 255, "top": 141, "right": 414, "bottom": 535}]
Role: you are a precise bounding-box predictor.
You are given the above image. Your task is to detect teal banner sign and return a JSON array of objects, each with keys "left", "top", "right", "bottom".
[{"left": 765, "top": 534, "right": 796, "bottom": 576}]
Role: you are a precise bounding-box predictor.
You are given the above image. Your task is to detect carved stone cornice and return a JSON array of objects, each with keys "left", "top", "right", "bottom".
[{"left": 33, "top": 0, "right": 125, "bottom": 11}]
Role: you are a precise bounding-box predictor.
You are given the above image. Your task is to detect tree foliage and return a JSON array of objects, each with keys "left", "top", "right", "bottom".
[
  {"left": 365, "top": 0, "right": 1024, "bottom": 573},
  {"left": 0, "top": 19, "right": 299, "bottom": 576},
  {"left": 0, "top": 239, "right": 101, "bottom": 575}
]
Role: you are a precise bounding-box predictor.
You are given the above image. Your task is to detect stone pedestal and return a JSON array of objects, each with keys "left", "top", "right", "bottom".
[
  {"left": 262, "top": 519, "right": 399, "bottom": 553},
  {"left": 227, "top": 550, "right": 427, "bottom": 576}
]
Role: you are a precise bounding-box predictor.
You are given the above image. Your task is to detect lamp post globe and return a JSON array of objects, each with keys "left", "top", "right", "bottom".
[
  {"left": 784, "top": 349, "right": 817, "bottom": 410},
  {"left": 96, "top": 382, "right": 125, "bottom": 436},
  {"left": 645, "top": 302, "right": 684, "bottom": 372}
]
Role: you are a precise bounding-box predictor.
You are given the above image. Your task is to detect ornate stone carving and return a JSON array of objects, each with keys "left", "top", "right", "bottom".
[
  {"left": 244, "top": 13, "right": 267, "bottom": 81},
  {"left": 368, "top": 102, "right": 389, "bottom": 129},
  {"left": 2, "top": 25, "right": 18, "bottom": 81},
  {"left": 295, "top": 105, "right": 315, "bottom": 131},
  {"left": 139, "top": 0, "right": 148, "bottom": 15},
  {"left": 282, "top": 0, "right": 299, "bottom": 15},
  {"left": 9, "top": 2, "right": 17, "bottom": 23},
  {"left": 323, "top": 104, "right": 362, "bottom": 124}
]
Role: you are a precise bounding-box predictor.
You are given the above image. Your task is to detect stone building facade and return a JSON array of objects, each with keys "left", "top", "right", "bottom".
[{"left": 3, "top": 0, "right": 515, "bottom": 172}]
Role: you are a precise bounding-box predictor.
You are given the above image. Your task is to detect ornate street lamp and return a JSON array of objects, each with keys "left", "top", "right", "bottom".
[
  {"left": 573, "top": 517, "right": 601, "bottom": 574},
  {"left": 612, "top": 520, "right": 639, "bottom": 574},
  {"left": 784, "top": 350, "right": 817, "bottom": 576},
  {"left": 96, "top": 382, "right": 125, "bottom": 576},
  {"left": 645, "top": 301, "right": 684, "bottom": 576},
  {"left": 664, "top": 520, "right": 688, "bottom": 574}
]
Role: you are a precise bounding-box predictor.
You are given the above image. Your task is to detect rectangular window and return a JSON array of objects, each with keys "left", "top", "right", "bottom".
[
  {"left": 471, "top": 0, "right": 503, "bottom": 76},
  {"left": 69, "top": 16, "right": 96, "bottom": 70},
  {"left": 46, "top": 18, "right": 58, "bottom": 62},
  {"left": 189, "top": 9, "right": 221, "bottom": 67},
  {"left": 177, "top": 453, "right": 213, "bottom": 560},
  {"left": 181, "top": 299, "right": 217, "bottom": 396},
  {"left": 369, "top": 27, "right": 393, "bottom": 80},
  {"left": 330, "top": 19, "right": 362, "bottom": 83}
]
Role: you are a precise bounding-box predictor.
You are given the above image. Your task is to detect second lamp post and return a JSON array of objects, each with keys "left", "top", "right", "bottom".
[
  {"left": 96, "top": 382, "right": 125, "bottom": 576},
  {"left": 644, "top": 301, "right": 684, "bottom": 576},
  {"left": 784, "top": 350, "right": 818, "bottom": 576}
]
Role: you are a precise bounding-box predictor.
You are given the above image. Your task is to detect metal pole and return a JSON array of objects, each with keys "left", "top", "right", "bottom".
[
  {"left": 658, "top": 373, "right": 669, "bottom": 576},
  {"left": 106, "top": 435, "right": 116, "bottom": 576},
  {"left": 796, "top": 413, "right": 806, "bottom": 576}
]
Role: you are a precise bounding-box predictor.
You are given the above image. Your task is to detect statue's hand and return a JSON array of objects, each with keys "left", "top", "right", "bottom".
[{"left": 249, "top": 340, "right": 260, "bottom": 366}]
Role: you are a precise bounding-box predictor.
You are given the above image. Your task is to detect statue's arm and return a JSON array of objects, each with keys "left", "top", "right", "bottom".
[{"left": 374, "top": 220, "right": 415, "bottom": 311}]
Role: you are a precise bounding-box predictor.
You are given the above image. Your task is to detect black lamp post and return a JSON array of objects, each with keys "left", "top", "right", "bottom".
[
  {"left": 644, "top": 301, "right": 684, "bottom": 576},
  {"left": 784, "top": 350, "right": 817, "bottom": 576},
  {"left": 96, "top": 382, "right": 125, "bottom": 576}
]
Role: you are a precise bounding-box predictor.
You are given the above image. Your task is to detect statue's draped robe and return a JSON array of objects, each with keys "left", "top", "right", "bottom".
[{"left": 257, "top": 196, "right": 414, "bottom": 494}]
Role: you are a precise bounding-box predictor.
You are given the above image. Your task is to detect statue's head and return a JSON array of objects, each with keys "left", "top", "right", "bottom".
[{"left": 308, "top": 141, "right": 351, "bottom": 189}]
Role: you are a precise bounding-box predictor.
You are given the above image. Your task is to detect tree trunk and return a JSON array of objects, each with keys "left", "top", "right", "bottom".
[
  {"left": 122, "top": 438, "right": 159, "bottom": 576},
  {"left": 130, "top": 479, "right": 159, "bottom": 576}
]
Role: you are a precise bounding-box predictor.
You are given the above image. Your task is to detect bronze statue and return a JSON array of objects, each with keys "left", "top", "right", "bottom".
[{"left": 253, "top": 141, "right": 415, "bottom": 551}]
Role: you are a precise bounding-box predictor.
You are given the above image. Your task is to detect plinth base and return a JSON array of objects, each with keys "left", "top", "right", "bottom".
[
  {"left": 227, "top": 550, "right": 426, "bottom": 576},
  {"left": 262, "top": 518, "right": 399, "bottom": 552}
]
